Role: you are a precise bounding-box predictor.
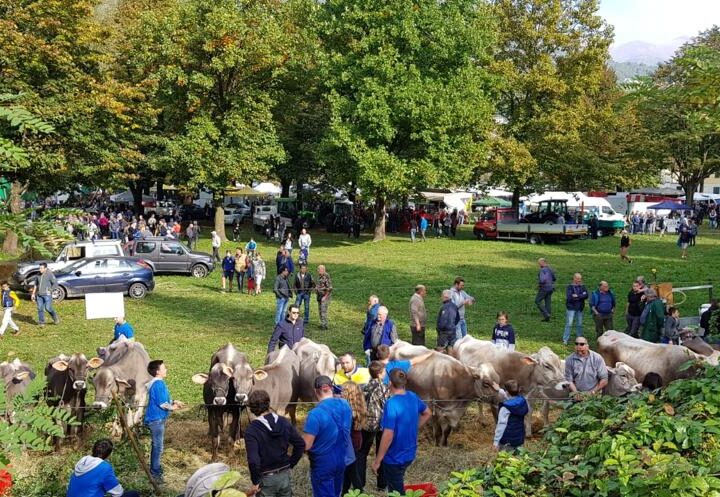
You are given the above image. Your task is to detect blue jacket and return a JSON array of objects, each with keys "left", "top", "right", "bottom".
[
  {"left": 436, "top": 301, "right": 460, "bottom": 333},
  {"left": 363, "top": 303, "right": 380, "bottom": 336},
  {"left": 494, "top": 395, "right": 529, "bottom": 447},
  {"left": 538, "top": 267, "right": 556, "bottom": 291},
  {"left": 591, "top": 289, "right": 616, "bottom": 315},
  {"left": 222, "top": 256, "right": 235, "bottom": 272},
  {"left": 113, "top": 322, "right": 135, "bottom": 341},
  {"left": 364, "top": 319, "right": 397, "bottom": 351},
  {"left": 144, "top": 378, "right": 172, "bottom": 424},
  {"left": 565, "top": 284, "right": 589, "bottom": 311}
]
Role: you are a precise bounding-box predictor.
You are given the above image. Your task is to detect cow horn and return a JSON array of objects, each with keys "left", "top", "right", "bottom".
[
  {"left": 51, "top": 360, "right": 69, "bottom": 372},
  {"left": 253, "top": 370, "right": 268, "bottom": 382},
  {"left": 88, "top": 357, "right": 104, "bottom": 369},
  {"left": 192, "top": 373, "right": 209, "bottom": 385}
]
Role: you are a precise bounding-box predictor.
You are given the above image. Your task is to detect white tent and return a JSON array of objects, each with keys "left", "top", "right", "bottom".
[
  {"left": 443, "top": 192, "right": 472, "bottom": 212},
  {"left": 253, "top": 182, "right": 282, "bottom": 195},
  {"left": 110, "top": 190, "right": 154, "bottom": 203}
]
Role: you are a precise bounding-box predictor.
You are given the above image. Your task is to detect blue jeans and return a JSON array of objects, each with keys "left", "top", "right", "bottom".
[
  {"left": 563, "top": 310, "right": 583, "bottom": 343},
  {"left": 535, "top": 289, "right": 553, "bottom": 318},
  {"left": 275, "top": 297, "right": 289, "bottom": 325},
  {"left": 147, "top": 419, "right": 166, "bottom": 479},
  {"left": 455, "top": 318, "right": 468, "bottom": 341},
  {"left": 310, "top": 460, "right": 344, "bottom": 497},
  {"left": 382, "top": 462, "right": 410, "bottom": 495},
  {"left": 295, "top": 293, "right": 311, "bottom": 324},
  {"left": 36, "top": 295, "right": 58, "bottom": 324}
]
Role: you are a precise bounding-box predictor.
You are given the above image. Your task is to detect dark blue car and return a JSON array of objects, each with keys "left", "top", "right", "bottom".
[{"left": 51, "top": 256, "right": 155, "bottom": 302}]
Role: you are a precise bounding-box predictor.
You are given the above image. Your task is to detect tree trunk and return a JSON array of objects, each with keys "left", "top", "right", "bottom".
[
  {"left": 214, "top": 206, "right": 227, "bottom": 241},
  {"left": 373, "top": 195, "right": 386, "bottom": 241},
  {"left": 156, "top": 179, "right": 165, "bottom": 201},
  {"left": 280, "top": 179, "right": 291, "bottom": 198},
  {"left": 129, "top": 181, "right": 144, "bottom": 216},
  {"left": 682, "top": 182, "right": 698, "bottom": 207},
  {"left": 512, "top": 187, "right": 521, "bottom": 211},
  {"left": 2, "top": 180, "right": 25, "bottom": 255}
]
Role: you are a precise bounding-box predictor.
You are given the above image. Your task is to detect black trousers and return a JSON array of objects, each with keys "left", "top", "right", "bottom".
[{"left": 358, "top": 430, "right": 386, "bottom": 490}]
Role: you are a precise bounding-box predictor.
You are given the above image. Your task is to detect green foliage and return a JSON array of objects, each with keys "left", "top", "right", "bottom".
[
  {"left": 0, "top": 208, "right": 75, "bottom": 258},
  {"left": 212, "top": 470, "right": 248, "bottom": 497},
  {"left": 344, "top": 489, "right": 424, "bottom": 497},
  {"left": 317, "top": 0, "right": 498, "bottom": 237},
  {"left": 474, "top": 366, "right": 720, "bottom": 497},
  {"left": 0, "top": 374, "right": 78, "bottom": 468},
  {"left": 0, "top": 94, "right": 55, "bottom": 168},
  {"left": 629, "top": 27, "right": 720, "bottom": 204}
]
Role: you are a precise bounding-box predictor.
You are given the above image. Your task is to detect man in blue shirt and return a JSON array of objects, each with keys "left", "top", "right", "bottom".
[
  {"left": 67, "top": 439, "right": 139, "bottom": 497},
  {"left": 371, "top": 369, "right": 432, "bottom": 495},
  {"left": 302, "top": 375, "right": 353, "bottom": 497},
  {"left": 145, "top": 360, "right": 183, "bottom": 483}
]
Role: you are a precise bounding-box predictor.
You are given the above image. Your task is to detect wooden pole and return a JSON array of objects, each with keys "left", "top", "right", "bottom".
[{"left": 111, "top": 392, "right": 162, "bottom": 496}]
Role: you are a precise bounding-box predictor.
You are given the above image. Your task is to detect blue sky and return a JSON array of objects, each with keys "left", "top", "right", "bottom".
[{"left": 599, "top": 0, "right": 720, "bottom": 45}]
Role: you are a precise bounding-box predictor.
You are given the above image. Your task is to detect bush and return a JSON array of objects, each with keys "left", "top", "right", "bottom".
[{"left": 465, "top": 365, "right": 720, "bottom": 497}]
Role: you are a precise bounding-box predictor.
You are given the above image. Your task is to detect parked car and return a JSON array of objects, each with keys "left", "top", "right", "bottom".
[
  {"left": 179, "top": 204, "right": 207, "bottom": 220},
  {"left": 13, "top": 240, "right": 125, "bottom": 287},
  {"left": 155, "top": 200, "right": 177, "bottom": 218},
  {"left": 223, "top": 203, "right": 251, "bottom": 224},
  {"left": 124, "top": 238, "right": 215, "bottom": 278},
  {"left": 43, "top": 256, "right": 155, "bottom": 302}
]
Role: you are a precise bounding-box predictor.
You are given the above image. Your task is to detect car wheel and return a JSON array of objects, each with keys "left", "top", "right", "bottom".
[
  {"left": 128, "top": 283, "right": 147, "bottom": 299},
  {"left": 475, "top": 230, "right": 487, "bottom": 240},
  {"left": 52, "top": 286, "right": 66, "bottom": 302},
  {"left": 529, "top": 234, "right": 543, "bottom": 245},
  {"left": 191, "top": 264, "right": 209, "bottom": 278}
]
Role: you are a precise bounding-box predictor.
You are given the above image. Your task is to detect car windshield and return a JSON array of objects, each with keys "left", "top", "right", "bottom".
[{"left": 56, "top": 259, "right": 91, "bottom": 274}]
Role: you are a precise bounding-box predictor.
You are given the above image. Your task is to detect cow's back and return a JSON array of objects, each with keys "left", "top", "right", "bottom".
[{"left": 255, "top": 347, "right": 299, "bottom": 415}]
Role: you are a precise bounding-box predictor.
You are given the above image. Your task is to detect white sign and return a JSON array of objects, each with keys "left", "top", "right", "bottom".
[{"left": 85, "top": 293, "right": 125, "bottom": 320}]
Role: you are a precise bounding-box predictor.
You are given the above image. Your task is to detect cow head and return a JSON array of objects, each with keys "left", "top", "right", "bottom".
[
  {"left": 231, "top": 361, "right": 255, "bottom": 405},
  {"left": 468, "top": 363, "right": 500, "bottom": 401},
  {"left": 51, "top": 354, "right": 103, "bottom": 391},
  {"left": 606, "top": 362, "right": 641, "bottom": 397},
  {"left": 192, "top": 363, "right": 235, "bottom": 406},
  {"left": 92, "top": 368, "right": 133, "bottom": 409},
  {"left": 528, "top": 347, "right": 570, "bottom": 392},
  {"left": 0, "top": 359, "right": 34, "bottom": 385}
]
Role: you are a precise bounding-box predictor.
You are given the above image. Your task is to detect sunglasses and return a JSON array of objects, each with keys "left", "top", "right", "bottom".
[{"left": 575, "top": 342, "right": 588, "bottom": 346}]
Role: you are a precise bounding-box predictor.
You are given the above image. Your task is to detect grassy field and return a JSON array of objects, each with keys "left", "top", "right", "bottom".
[{"left": 3, "top": 223, "right": 719, "bottom": 495}]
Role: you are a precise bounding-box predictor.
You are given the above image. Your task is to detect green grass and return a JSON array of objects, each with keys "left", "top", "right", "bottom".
[{"left": 4, "top": 224, "right": 720, "bottom": 495}]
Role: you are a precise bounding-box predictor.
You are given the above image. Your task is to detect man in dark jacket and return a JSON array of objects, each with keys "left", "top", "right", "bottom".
[
  {"left": 701, "top": 299, "right": 720, "bottom": 338},
  {"left": 591, "top": 281, "right": 616, "bottom": 336},
  {"left": 436, "top": 290, "right": 460, "bottom": 350},
  {"left": 293, "top": 264, "right": 314, "bottom": 325},
  {"left": 244, "top": 389, "right": 305, "bottom": 497},
  {"left": 535, "top": 258, "right": 556, "bottom": 322},
  {"left": 273, "top": 267, "right": 292, "bottom": 325},
  {"left": 267, "top": 305, "right": 305, "bottom": 354},
  {"left": 563, "top": 273, "right": 589, "bottom": 345}
]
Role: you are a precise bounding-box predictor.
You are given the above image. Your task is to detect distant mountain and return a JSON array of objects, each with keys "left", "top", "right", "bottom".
[
  {"left": 610, "top": 37, "right": 690, "bottom": 65},
  {"left": 609, "top": 60, "right": 656, "bottom": 82}
]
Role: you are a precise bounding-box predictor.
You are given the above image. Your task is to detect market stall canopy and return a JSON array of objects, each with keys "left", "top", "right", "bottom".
[
  {"left": 109, "top": 190, "right": 154, "bottom": 203},
  {"left": 473, "top": 196, "right": 511, "bottom": 207},
  {"left": 648, "top": 200, "right": 692, "bottom": 210},
  {"left": 253, "top": 182, "right": 282, "bottom": 195},
  {"left": 225, "top": 186, "right": 261, "bottom": 197}
]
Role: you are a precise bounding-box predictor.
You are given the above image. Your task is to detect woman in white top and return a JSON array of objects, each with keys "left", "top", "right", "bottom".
[
  {"left": 298, "top": 228, "right": 312, "bottom": 262},
  {"left": 283, "top": 232, "right": 293, "bottom": 255}
]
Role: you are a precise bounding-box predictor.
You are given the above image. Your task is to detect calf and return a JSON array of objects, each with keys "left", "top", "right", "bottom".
[
  {"left": 45, "top": 353, "right": 102, "bottom": 442},
  {"left": 391, "top": 341, "right": 499, "bottom": 446},
  {"left": 605, "top": 362, "right": 642, "bottom": 396},
  {"left": 598, "top": 330, "right": 704, "bottom": 384},
  {"left": 191, "top": 343, "right": 248, "bottom": 461}
]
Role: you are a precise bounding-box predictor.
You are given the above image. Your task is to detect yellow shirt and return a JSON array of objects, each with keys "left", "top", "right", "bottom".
[{"left": 333, "top": 367, "right": 371, "bottom": 386}]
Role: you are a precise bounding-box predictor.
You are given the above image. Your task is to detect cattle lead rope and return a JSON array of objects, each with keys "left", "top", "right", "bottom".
[{"left": 112, "top": 391, "right": 162, "bottom": 496}]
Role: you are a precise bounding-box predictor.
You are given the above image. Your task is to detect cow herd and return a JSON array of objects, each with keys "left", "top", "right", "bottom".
[{"left": 1, "top": 330, "right": 717, "bottom": 460}]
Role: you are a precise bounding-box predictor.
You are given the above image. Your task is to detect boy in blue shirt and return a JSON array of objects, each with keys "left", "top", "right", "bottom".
[
  {"left": 371, "top": 369, "right": 432, "bottom": 495},
  {"left": 66, "top": 439, "right": 139, "bottom": 497},
  {"left": 145, "top": 360, "right": 183, "bottom": 483},
  {"left": 491, "top": 380, "right": 529, "bottom": 452},
  {"left": 113, "top": 316, "right": 135, "bottom": 342},
  {"left": 221, "top": 250, "right": 235, "bottom": 292}
]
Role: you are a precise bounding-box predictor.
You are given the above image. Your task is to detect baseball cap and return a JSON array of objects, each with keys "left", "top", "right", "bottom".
[{"left": 314, "top": 375, "right": 333, "bottom": 389}]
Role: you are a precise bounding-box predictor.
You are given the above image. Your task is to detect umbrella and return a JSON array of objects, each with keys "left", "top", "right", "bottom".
[
  {"left": 648, "top": 200, "right": 692, "bottom": 211},
  {"left": 473, "top": 196, "right": 511, "bottom": 207},
  {"left": 225, "top": 186, "right": 262, "bottom": 196}
]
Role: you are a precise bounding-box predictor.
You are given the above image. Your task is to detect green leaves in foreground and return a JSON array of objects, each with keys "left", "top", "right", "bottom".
[{"left": 462, "top": 365, "right": 720, "bottom": 497}]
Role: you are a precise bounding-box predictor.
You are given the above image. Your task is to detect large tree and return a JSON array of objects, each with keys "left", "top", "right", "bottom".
[
  {"left": 128, "top": 0, "right": 294, "bottom": 239},
  {"left": 317, "top": 0, "right": 499, "bottom": 240},
  {"left": 631, "top": 27, "right": 720, "bottom": 205},
  {"left": 490, "top": 0, "right": 624, "bottom": 205}
]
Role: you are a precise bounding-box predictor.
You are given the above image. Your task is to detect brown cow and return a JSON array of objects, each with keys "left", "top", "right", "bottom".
[
  {"left": 598, "top": 330, "right": 705, "bottom": 385},
  {"left": 1, "top": 358, "right": 35, "bottom": 413},
  {"left": 390, "top": 341, "right": 498, "bottom": 446},
  {"left": 255, "top": 346, "right": 300, "bottom": 423},
  {"left": 292, "top": 338, "right": 337, "bottom": 403}
]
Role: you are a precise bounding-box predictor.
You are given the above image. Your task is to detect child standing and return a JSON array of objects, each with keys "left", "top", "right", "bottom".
[
  {"left": 491, "top": 311, "right": 516, "bottom": 351},
  {"left": 221, "top": 250, "right": 235, "bottom": 292},
  {"left": 491, "top": 380, "right": 529, "bottom": 452},
  {"left": 0, "top": 280, "right": 20, "bottom": 336},
  {"left": 619, "top": 230, "right": 632, "bottom": 263},
  {"left": 663, "top": 306, "right": 682, "bottom": 345},
  {"left": 145, "top": 360, "right": 183, "bottom": 484}
]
